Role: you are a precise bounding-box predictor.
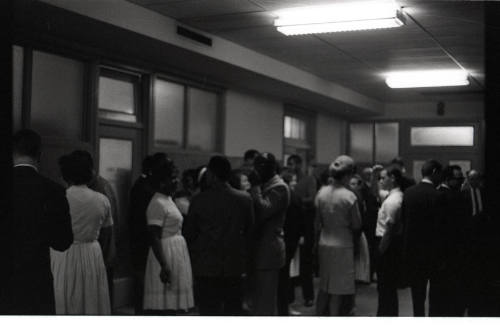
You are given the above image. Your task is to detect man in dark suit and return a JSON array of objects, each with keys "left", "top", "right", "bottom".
[
  {"left": 433, "top": 165, "right": 470, "bottom": 316},
  {"left": 401, "top": 159, "right": 442, "bottom": 317},
  {"left": 128, "top": 154, "right": 155, "bottom": 315},
  {"left": 248, "top": 152, "right": 290, "bottom": 315},
  {"left": 184, "top": 155, "right": 254, "bottom": 315},
  {"left": 1, "top": 129, "right": 73, "bottom": 314}
]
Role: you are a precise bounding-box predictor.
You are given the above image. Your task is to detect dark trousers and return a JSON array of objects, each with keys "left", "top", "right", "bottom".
[
  {"left": 410, "top": 266, "right": 435, "bottom": 317},
  {"left": 133, "top": 267, "right": 146, "bottom": 315},
  {"left": 195, "top": 276, "right": 243, "bottom": 316},
  {"left": 375, "top": 237, "right": 399, "bottom": 316},
  {"left": 300, "top": 211, "right": 315, "bottom": 301},
  {"left": 252, "top": 269, "right": 280, "bottom": 316},
  {"left": 278, "top": 236, "right": 300, "bottom": 315},
  {"left": 106, "top": 267, "right": 114, "bottom": 311}
]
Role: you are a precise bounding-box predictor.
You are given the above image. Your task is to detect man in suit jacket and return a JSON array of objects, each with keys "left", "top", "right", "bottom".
[
  {"left": 184, "top": 155, "right": 254, "bottom": 315},
  {"left": 248, "top": 152, "right": 290, "bottom": 316},
  {"left": 128, "top": 154, "right": 155, "bottom": 315},
  {"left": 401, "top": 159, "right": 443, "bottom": 317},
  {"left": 433, "top": 165, "right": 470, "bottom": 316},
  {"left": 1, "top": 129, "right": 73, "bottom": 314}
]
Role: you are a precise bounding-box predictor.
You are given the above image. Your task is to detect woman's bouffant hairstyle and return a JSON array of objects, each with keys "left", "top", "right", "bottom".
[{"left": 59, "top": 150, "right": 94, "bottom": 185}]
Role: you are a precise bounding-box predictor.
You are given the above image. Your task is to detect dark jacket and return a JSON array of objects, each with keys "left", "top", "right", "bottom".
[
  {"left": 250, "top": 175, "right": 290, "bottom": 270},
  {"left": 1, "top": 166, "right": 73, "bottom": 314},
  {"left": 128, "top": 175, "right": 155, "bottom": 270},
  {"left": 184, "top": 183, "right": 254, "bottom": 277},
  {"left": 401, "top": 181, "right": 441, "bottom": 276}
]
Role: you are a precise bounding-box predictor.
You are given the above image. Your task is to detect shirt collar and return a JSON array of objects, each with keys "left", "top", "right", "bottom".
[
  {"left": 421, "top": 177, "right": 434, "bottom": 185},
  {"left": 439, "top": 183, "right": 450, "bottom": 189},
  {"left": 14, "top": 163, "right": 38, "bottom": 172}
]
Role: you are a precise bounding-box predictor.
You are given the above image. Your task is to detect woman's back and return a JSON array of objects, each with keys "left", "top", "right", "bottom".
[
  {"left": 316, "top": 185, "right": 360, "bottom": 248},
  {"left": 66, "top": 185, "right": 113, "bottom": 242}
]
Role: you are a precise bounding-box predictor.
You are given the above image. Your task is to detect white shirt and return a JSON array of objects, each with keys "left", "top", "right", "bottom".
[
  {"left": 376, "top": 187, "right": 403, "bottom": 237},
  {"left": 14, "top": 163, "right": 38, "bottom": 172}
]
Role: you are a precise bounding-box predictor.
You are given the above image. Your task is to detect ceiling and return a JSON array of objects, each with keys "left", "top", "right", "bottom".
[{"left": 126, "top": 0, "right": 485, "bottom": 103}]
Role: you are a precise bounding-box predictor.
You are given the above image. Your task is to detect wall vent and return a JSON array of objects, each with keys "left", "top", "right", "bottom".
[{"left": 177, "top": 25, "right": 212, "bottom": 46}]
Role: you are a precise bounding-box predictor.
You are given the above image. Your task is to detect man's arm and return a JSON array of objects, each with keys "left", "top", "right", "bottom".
[
  {"left": 47, "top": 186, "right": 73, "bottom": 251},
  {"left": 249, "top": 185, "right": 288, "bottom": 223}
]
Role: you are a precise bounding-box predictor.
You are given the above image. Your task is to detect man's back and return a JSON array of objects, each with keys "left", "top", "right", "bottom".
[
  {"left": 402, "top": 182, "right": 440, "bottom": 268},
  {"left": 184, "top": 184, "right": 254, "bottom": 277},
  {"left": 2, "top": 166, "right": 73, "bottom": 314}
]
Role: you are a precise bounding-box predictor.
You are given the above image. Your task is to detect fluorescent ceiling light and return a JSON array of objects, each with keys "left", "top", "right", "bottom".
[
  {"left": 385, "top": 70, "right": 470, "bottom": 88},
  {"left": 274, "top": 1, "right": 405, "bottom": 35}
]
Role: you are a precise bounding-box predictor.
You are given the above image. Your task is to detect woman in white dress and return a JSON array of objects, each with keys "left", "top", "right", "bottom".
[
  {"left": 143, "top": 155, "right": 194, "bottom": 314},
  {"left": 51, "top": 150, "right": 112, "bottom": 315}
]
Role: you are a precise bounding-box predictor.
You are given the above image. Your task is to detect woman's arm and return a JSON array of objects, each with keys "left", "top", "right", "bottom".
[
  {"left": 98, "top": 226, "right": 115, "bottom": 267},
  {"left": 148, "top": 225, "right": 170, "bottom": 284}
]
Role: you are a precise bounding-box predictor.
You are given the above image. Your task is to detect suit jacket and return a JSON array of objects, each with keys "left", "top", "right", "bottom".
[
  {"left": 184, "top": 183, "right": 254, "bottom": 277},
  {"left": 1, "top": 166, "right": 73, "bottom": 314},
  {"left": 250, "top": 175, "right": 290, "bottom": 270},
  {"left": 128, "top": 175, "right": 155, "bottom": 270},
  {"left": 435, "top": 187, "right": 471, "bottom": 277},
  {"left": 401, "top": 181, "right": 441, "bottom": 276}
]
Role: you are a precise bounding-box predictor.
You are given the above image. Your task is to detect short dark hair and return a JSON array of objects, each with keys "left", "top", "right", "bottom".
[
  {"left": 442, "top": 165, "right": 462, "bottom": 181},
  {"left": 150, "top": 154, "right": 176, "bottom": 190},
  {"left": 391, "top": 156, "right": 405, "bottom": 167},
  {"left": 59, "top": 150, "right": 94, "bottom": 185},
  {"left": 208, "top": 155, "right": 232, "bottom": 182},
  {"left": 13, "top": 129, "right": 42, "bottom": 159},
  {"left": 142, "top": 155, "right": 154, "bottom": 175},
  {"left": 385, "top": 165, "right": 404, "bottom": 188},
  {"left": 421, "top": 159, "right": 442, "bottom": 177},
  {"left": 287, "top": 154, "right": 303, "bottom": 165},
  {"left": 244, "top": 149, "right": 260, "bottom": 161}
]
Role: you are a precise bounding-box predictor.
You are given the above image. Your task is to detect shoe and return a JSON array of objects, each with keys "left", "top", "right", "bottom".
[
  {"left": 289, "top": 308, "right": 302, "bottom": 316},
  {"left": 304, "top": 300, "right": 314, "bottom": 307}
]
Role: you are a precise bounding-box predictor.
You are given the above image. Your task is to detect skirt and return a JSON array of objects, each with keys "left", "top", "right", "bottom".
[
  {"left": 50, "top": 241, "right": 111, "bottom": 315},
  {"left": 143, "top": 234, "right": 194, "bottom": 311},
  {"left": 318, "top": 245, "right": 355, "bottom": 295}
]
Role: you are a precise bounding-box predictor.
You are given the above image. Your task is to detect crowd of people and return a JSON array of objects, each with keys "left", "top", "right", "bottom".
[{"left": 0, "top": 129, "right": 491, "bottom": 316}]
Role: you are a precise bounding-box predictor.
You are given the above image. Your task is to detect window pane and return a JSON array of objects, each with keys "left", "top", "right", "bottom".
[
  {"left": 284, "top": 116, "right": 292, "bottom": 138},
  {"left": 187, "top": 87, "right": 218, "bottom": 152},
  {"left": 98, "top": 75, "right": 137, "bottom": 122},
  {"left": 31, "top": 51, "right": 83, "bottom": 139},
  {"left": 411, "top": 127, "right": 474, "bottom": 146},
  {"left": 13, "top": 46, "right": 23, "bottom": 132},
  {"left": 375, "top": 122, "right": 399, "bottom": 163},
  {"left": 154, "top": 79, "right": 184, "bottom": 146},
  {"left": 350, "top": 123, "right": 373, "bottom": 163}
]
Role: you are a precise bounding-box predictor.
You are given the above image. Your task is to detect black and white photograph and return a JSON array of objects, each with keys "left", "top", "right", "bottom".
[{"left": 1, "top": 0, "right": 500, "bottom": 319}]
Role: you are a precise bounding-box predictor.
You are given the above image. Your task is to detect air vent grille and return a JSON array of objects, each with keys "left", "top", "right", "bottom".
[{"left": 177, "top": 26, "right": 212, "bottom": 46}]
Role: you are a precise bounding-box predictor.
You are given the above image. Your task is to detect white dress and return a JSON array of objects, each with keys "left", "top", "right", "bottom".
[
  {"left": 50, "top": 185, "right": 112, "bottom": 315},
  {"left": 143, "top": 193, "right": 194, "bottom": 311}
]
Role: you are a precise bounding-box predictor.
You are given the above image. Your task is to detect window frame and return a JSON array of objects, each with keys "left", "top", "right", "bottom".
[
  {"left": 152, "top": 73, "right": 224, "bottom": 154},
  {"left": 283, "top": 105, "right": 316, "bottom": 164},
  {"left": 348, "top": 121, "right": 400, "bottom": 165}
]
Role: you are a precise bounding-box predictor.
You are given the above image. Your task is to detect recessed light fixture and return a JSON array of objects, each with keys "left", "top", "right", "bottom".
[
  {"left": 274, "top": 1, "right": 405, "bottom": 36},
  {"left": 385, "top": 69, "right": 470, "bottom": 88}
]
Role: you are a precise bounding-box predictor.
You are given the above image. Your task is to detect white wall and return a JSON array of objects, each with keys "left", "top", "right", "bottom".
[
  {"left": 224, "top": 90, "right": 284, "bottom": 158},
  {"left": 316, "top": 113, "right": 346, "bottom": 164},
  {"left": 377, "top": 101, "right": 484, "bottom": 121}
]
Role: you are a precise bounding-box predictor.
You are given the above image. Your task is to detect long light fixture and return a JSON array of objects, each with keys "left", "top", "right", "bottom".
[
  {"left": 274, "top": 1, "right": 405, "bottom": 36},
  {"left": 385, "top": 69, "right": 470, "bottom": 88}
]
